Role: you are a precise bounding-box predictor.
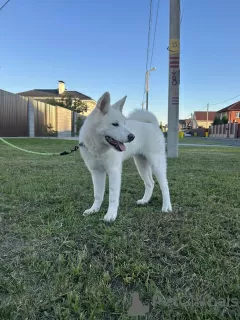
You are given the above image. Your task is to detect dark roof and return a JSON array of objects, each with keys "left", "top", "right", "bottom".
[
  {"left": 194, "top": 111, "right": 216, "bottom": 121},
  {"left": 179, "top": 119, "right": 186, "bottom": 124},
  {"left": 17, "top": 89, "right": 93, "bottom": 100},
  {"left": 217, "top": 101, "right": 240, "bottom": 113}
]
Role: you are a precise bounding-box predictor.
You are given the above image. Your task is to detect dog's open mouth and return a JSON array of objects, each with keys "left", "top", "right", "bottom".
[{"left": 105, "top": 136, "right": 126, "bottom": 152}]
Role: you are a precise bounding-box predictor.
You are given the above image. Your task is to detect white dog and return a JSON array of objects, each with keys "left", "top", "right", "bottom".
[{"left": 79, "top": 92, "right": 172, "bottom": 222}]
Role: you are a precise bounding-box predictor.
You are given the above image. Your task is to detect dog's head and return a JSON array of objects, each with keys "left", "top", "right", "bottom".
[{"left": 91, "top": 92, "right": 135, "bottom": 152}]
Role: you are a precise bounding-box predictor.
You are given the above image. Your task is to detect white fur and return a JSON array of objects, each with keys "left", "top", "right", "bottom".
[{"left": 79, "top": 92, "right": 172, "bottom": 222}]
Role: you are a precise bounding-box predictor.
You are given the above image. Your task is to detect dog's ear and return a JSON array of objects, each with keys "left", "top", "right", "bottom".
[
  {"left": 96, "top": 92, "right": 110, "bottom": 115},
  {"left": 112, "top": 95, "right": 127, "bottom": 113}
]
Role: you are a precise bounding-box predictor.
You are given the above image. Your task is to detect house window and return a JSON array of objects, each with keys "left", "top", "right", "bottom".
[{"left": 236, "top": 112, "right": 240, "bottom": 118}]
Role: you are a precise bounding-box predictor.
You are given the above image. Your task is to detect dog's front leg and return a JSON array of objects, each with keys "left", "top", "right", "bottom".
[
  {"left": 103, "top": 169, "right": 122, "bottom": 222},
  {"left": 83, "top": 170, "right": 106, "bottom": 216}
]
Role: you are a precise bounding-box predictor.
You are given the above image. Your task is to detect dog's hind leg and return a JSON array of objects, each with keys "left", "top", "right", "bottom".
[
  {"left": 147, "top": 154, "right": 172, "bottom": 212},
  {"left": 134, "top": 155, "right": 154, "bottom": 205},
  {"left": 83, "top": 170, "right": 106, "bottom": 216}
]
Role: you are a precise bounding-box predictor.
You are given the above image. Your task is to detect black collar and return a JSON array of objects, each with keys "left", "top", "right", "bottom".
[
  {"left": 60, "top": 142, "right": 86, "bottom": 156},
  {"left": 79, "top": 142, "right": 87, "bottom": 148}
]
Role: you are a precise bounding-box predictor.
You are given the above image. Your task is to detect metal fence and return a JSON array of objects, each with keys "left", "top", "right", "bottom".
[{"left": 209, "top": 123, "right": 240, "bottom": 139}]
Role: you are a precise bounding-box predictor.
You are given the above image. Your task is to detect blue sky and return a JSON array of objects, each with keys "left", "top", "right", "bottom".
[{"left": 1, "top": 0, "right": 240, "bottom": 124}]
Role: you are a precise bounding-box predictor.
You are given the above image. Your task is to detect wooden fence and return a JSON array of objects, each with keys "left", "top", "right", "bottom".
[
  {"left": 0, "top": 89, "right": 79, "bottom": 137},
  {"left": 0, "top": 90, "right": 29, "bottom": 137},
  {"left": 32, "top": 100, "right": 58, "bottom": 137}
]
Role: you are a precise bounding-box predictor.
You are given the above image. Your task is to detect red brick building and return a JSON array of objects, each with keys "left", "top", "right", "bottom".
[{"left": 217, "top": 101, "right": 240, "bottom": 123}]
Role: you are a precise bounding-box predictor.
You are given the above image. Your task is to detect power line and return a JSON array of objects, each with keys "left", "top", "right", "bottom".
[
  {"left": 188, "top": 94, "right": 240, "bottom": 121},
  {"left": 0, "top": 0, "right": 11, "bottom": 11},
  {"left": 150, "top": 0, "right": 161, "bottom": 69},
  {"left": 199, "top": 104, "right": 208, "bottom": 111},
  {"left": 209, "top": 94, "right": 240, "bottom": 106},
  {"left": 146, "top": 0, "right": 153, "bottom": 73},
  {"left": 198, "top": 94, "right": 240, "bottom": 112},
  {"left": 142, "top": 0, "right": 153, "bottom": 107},
  {"left": 180, "top": 0, "right": 184, "bottom": 24}
]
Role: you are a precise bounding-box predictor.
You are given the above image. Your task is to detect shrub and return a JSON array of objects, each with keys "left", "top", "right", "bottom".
[
  {"left": 42, "top": 123, "right": 57, "bottom": 136},
  {"left": 75, "top": 116, "right": 85, "bottom": 135},
  {"left": 212, "top": 116, "right": 221, "bottom": 125},
  {"left": 212, "top": 115, "right": 228, "bottom": 125},
  {"left": 221, "top": 116, "right": 228, "bottom": 124}
]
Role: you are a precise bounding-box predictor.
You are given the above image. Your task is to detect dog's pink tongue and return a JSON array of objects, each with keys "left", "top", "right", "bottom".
[{"left": 119, "top": 143, "right": 126, "bottom": 151}]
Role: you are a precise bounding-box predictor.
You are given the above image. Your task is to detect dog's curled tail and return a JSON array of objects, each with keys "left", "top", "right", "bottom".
[{"left": 127, "top": 109, "right": 159, "bottom": 127}]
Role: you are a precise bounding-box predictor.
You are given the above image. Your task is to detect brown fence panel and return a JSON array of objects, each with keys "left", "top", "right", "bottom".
[
  {"left": 0, "top": 90, "right": 75, "bottom": 138},
  {"left": 56, "top": 106, "right": 73, "bottom": 138},
  {"left": 0, "top": 89, "right": 29, "bottom": 137},
  {"left": 33, "top": 100, "right": 57, "bottom": 136}
]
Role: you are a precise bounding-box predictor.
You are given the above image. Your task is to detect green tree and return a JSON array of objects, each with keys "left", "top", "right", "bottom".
[
  {"left": 46, "top": 93, "right": 88, "bottom": 114},
  {"left": 212, "top": 115, "right": 228, "bottom": 125},
  {"left": 212, "top": 116, "right": 221, "bottom": 125},
  {"left": 221, "top": 115, "right": 228, "bottom": 124}
]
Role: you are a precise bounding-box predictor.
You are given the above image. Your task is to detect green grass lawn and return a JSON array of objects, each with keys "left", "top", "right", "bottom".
[
  {"left": 178, "top": 137, "right": 227, "bottom": 145},
  {"left": 0, "top": 139, "right": 240, "bottom": 319}
]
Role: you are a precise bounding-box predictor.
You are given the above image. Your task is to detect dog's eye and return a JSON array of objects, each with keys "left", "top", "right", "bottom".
[{"left": 112, "top": 122, "right": 119, "bottom": 127}]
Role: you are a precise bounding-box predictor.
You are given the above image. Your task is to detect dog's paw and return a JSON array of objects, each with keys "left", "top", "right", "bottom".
[
  {"left": 137, "top": 199, "right": 148, "bottom": 205},
  {"left": 162, "top": 204, "right": 172, "bottom": 213},
  {"left": 83, "top": 207, "right": 100, "bottom": 216},
  {"left": 103, "top": 210, "right": 117, "bottom": 222}
]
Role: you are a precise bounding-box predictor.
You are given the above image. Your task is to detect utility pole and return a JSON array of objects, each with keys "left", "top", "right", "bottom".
[
  {"left": 146, "top": 71, "right": 149, "bottom": 110},
  {"left": 206, "top": 103, "right": 209, "bottom": 128},
  {"left": 167, "top": 0, "right": 180, "bottom": 158},
  {"left": 145, "top": 67, "right": 156, "bottom": 111},
  {"left": 190, "top": 113, "right": 194, "bottom": 129}
]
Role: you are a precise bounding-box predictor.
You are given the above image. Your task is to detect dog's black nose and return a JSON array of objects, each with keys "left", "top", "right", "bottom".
[{"left": 128, "top": 133, "right": 135, "bottom": 142}]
